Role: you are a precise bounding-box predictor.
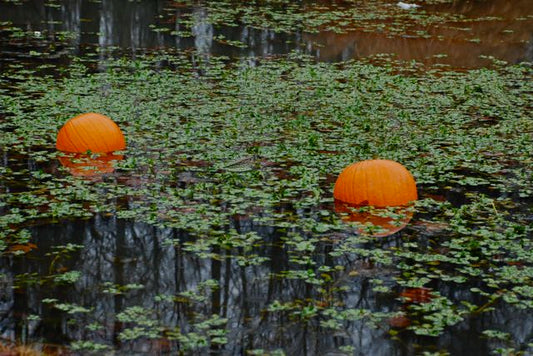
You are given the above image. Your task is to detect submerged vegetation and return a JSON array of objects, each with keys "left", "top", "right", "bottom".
[{"left": 0, "top": 0, "right": 532, "bottom": 354}]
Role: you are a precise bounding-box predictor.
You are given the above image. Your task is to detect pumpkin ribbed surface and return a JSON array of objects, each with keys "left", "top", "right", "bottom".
[
  {"left": 56, "top": 113, "right": 126, "bottom": 153},
  {"left": 333, "top": 159, "right": 417, "bottom": 207}
]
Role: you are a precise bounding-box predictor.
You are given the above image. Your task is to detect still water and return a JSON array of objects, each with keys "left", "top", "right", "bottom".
[
  {"left": 1, "top": 0, "right": 532, "bottom": 68},
  {"left": 0, "top": 0, "right": 532, "bottom": 355},
  {"left": 3, "top": 213, "right": 532, "bottom": 355}
]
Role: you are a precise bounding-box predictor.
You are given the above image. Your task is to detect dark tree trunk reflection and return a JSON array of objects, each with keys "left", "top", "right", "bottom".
[{"left": 1, "top": 0, "right": 531, "bottom": 68}]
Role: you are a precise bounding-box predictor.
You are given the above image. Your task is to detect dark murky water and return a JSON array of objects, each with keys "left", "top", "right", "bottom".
[
  {"left": 1, "top": 0, "right": 532, "bottom": 354},
  {"left": 1, "top": 0, "right": 532, "bottom": 68},
  {"left": 3, "top": 215, "right": 531, "bottom": 355}
]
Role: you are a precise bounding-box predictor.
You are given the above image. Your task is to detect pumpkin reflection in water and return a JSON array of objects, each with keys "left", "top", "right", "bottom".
[
  {"left": 334, "top": 201, "right": 414, "bottom": 237},
  {"left": 58, "top": 153, "right": 123, "bottom": 177}
]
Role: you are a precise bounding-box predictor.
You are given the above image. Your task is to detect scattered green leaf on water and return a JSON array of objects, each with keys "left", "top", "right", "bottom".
[{"left": 0, "top": 31, "right": 531, "bottom": 354}]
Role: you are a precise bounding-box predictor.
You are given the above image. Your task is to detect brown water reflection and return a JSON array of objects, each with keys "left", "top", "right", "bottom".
[
  {"left": 0, "top": 0, "right": 531, "bottom": 68},
  {"left": 305, "top": 0, "right": 533, "bottom": 67}
]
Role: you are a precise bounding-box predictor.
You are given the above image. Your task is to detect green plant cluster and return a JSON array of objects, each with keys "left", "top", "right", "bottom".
[
  {"left": 164, "top": 0, "right": 464, "bottom": 38},
  {"left": 0, "top": 52, "right": 532, "bottom": 354}
]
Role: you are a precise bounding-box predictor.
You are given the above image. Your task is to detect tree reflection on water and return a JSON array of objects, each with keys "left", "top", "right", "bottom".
[
  {"left": 1, "top": 0, "right": 531, "bottom": 68},
  {"left": 0, "top": 0, "right": 532, "bottom": 354},
  {"left": 0, "top": 214, "right": 530, "bottom": 355}
]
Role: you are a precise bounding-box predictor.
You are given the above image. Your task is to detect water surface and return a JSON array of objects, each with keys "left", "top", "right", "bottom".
[{"left": 0, "top": 1, "right": 532, "bottom": 355}]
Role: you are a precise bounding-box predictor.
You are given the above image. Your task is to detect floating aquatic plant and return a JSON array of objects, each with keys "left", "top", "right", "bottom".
[{"left": 0, "top": 38, "right": 531, "bottom": 355}]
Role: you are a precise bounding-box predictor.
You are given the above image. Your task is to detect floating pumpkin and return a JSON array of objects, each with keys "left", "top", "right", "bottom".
[
  {"left": 58, "top": 153, "right": 123, "bottom": 177},
  {"left": 335, "top": 201, "right": 413, "bottom": 237},
  {"left": 56, "top": 113, "right": 126, "bottom": 153},
  {"left": 333, "top": 159, "right": 417, "bottom": 207}
]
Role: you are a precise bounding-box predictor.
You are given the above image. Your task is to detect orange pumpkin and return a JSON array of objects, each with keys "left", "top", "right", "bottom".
[
  {"left": 56, "top": 113, "right": 126, "bottom": 153},
  {"left": 333, "top": 159, "right": 417, "bottom": 207},
  {"left": 335, "top": 201, "right": 413, "bottom": 237},
  {"left": 58, "top": 153, "right": 123, "bottom": 177}
]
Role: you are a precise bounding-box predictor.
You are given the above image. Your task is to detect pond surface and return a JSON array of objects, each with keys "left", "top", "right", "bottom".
[
  {"left": 0, "top": 0, "right": 532, "bottom": 355},
  {"left": 1, "top": 0, "right": 532, "bottom": 68}
]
